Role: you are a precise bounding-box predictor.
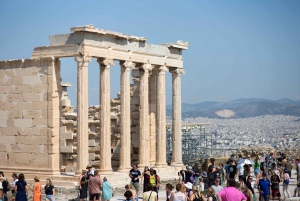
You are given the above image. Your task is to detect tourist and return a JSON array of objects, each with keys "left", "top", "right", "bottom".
[
  {"left": 206, "top": 187, "right": 217, "bottom": 201},
  {"left": 207, "top": 166, "right": 218, "bottom": 187},
  {"left": 10, "top": 173, "right": 18, "bottom": 201},
  {"left": 78, "top": 170, "right": 88, "bottom": 201},
  {"left": 258, "top": 172, "right": 271, "bottom": 201},
  {"left": 211, "top": 178, "right": 223, "bottom": 195},
  {"left": 298, "top": 161, "right": 300, "bottom": 181},
  {"left": 293, "top": 178, "right": 300, "bottom": 197},
  {"left": 276, "top": 152, "right": 283, "bottom": 169},
  {"left": 246, "top": 176, "right": 255, "bottom": 190},
  {"left": 165, "top": 183, "right": 174, "bottom": 201},
  {"left": 125, "top": 184, "right": 138, "bottom": 201},
  {"left": 0, "top": 182, "right": 8, "bottom": 201},
  {"left": 170, "top": 183, "right": 186, "bottom": 201},
  {"left": 185, "top": 166, "right": 195, "bottom": 184},
  {"left": 242, "top": 182, "right": 254, "bottom": 201},
  {"left": 0, "top": 172, "right": 8, "bottom": 195},
  {"left": 101, "top": 177, "right": 112, "bottom": 201},
  {"left": 281, "top": 169, "right": 291, "bottom": 199},
  {"left": 200, "top": 172, "right": 208, "bottom": 192},
  {"left": 86, "top": 165, "right": 94, "bottom": 180},
  {"left": 261, "top": 157, "right": 270, "bottom": 179},
  {"left": 141, "top": 166, "right": 150, "bottom": 192},
  {"left": 224, "top": 161, "right": 230, "bottom": 180},
  {"left": 148, "top": 168, "right": 160, "bottom": 195},
  {"left": 44, "top": 178, "right": 55, "bottom": 201},
  {"left": 124, "top": 191, "right": 133, "bottom": 201},
  {"left": 217, "top": 179, "right": 247, "bottom": 201},
  {"left": 192, "top": 163, "right": 200, "bottom": 185},
  {"left": 29, "top": 176, "right": 42, "bottom": 201},
  {"left": 129, "top": 165, "right": 141, "bottom": 197},
  {"left": 217, "top": 163, "right": 225, "bottom": 185},
  {"left": 15, "top": 173, "right": 28, "bottom": 201},
  {"left": 184, "top": 182, "right": 193, "bottom": 199},
  {"left": 208, "top": 159, "right": 216, "bottom": 172},
  {"left": 88, "top": 170, "right": 102, "bottom": 201},
  {"left": 283, "top": 157, "right": 292, "bottom": 179},
  {"left": 295, "top": 158, "right": 299, "bottom": 180},
  {"left": 253, "top": 156, "right": 260, "bottom": 183},
  {"left": 227, "top": 160, "right": 237, "bottom": 180},
  {"left": 178, "top": 168, "right": 185, "bottom": 184},
  {"left": 242, "top": 164, "right": 251, "bottom": 185},
  {"left": 270, "top": 170, "right": 281, "bottom": 200},
  {"left": 142, "top": 184, "right": 157, "bottom": 201},
  {"left": 189, "top": 185, "right": 206, "bottom": 201},
  {"left": 230, "top": 154, "right": 236, "bottom": 162}
]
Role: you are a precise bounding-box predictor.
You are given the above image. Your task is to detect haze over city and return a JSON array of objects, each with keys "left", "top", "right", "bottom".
[{"left": 1, "top": 0, "right": 299, "bottom": 106}]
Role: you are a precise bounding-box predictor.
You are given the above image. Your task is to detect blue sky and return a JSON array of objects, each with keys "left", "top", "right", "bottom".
[{"left": 0, "top": 0, "right": 299, "bottom": 105}]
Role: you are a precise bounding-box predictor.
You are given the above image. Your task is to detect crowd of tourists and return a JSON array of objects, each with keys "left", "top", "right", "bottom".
[
  {"left": 1, "top": 151, "right": 300, "bottom": 201},
  {"left": 168, "top": 152, "right": 300, "bottom": 201},
  {"left": 0, "top": 171, "right": 55, "bottom": 201}
]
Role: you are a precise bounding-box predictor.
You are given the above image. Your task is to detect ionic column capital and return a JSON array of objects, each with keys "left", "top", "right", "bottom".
[
  {"left": 158, "top": 65, "right": 169, "bottom": 73},
  {"left": 75, "top": 56, "right": 92, "bottom": 65},
  {"left": 171, "top": 68, "right": 185, "bottom": 76},
  {"left": 120, "top": 60, "right": 136, "bottom": 68},
  {"left": 141, "top": 63, "right": 152, "bottom": 72},
  {"left": 97, "top": 58, "right": 114, "bottom": 67}
]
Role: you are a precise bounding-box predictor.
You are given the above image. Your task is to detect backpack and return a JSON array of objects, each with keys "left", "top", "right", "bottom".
[
  {"left": 284, "top": 178, "right": 290, "bottom": 185},
  {"left": 260, "top": 162, "right": 265, "bottom": 171},
  {"left": 2, "top": 180, "right": 10, "bottom": 192}
]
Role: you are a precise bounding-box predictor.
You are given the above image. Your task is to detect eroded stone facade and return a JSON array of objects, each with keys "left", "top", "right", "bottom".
[{"left": 0, "top": 25, "right": 188, "bottom": 177}]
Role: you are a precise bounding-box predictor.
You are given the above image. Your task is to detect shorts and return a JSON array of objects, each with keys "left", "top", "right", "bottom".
[
  {"left": 271, "top": 190, "right": 281, "bottom": 198},
  {"left": 131, "top": 182, "right": 140, "bottom": 191},
  {"left": 46, "top": 195, "right": 56, "bottom": 201},
  {"left": 89, "top": 193, "right": 100, "bottom": 200},
  {"left": 254, "top": 169, "right": 260, "bottom": 175}
]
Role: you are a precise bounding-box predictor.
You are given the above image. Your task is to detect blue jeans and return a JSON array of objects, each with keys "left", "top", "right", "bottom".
[{"left": 193, "top": 176, "right": 199, "bottom": 185}]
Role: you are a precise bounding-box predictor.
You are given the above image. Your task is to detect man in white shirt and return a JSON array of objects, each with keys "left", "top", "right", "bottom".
[{"left": 211, "top": 178, "right": 223, "bottom": 195}]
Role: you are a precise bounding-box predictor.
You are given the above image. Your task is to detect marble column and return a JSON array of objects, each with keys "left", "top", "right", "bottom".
[
  {"left": 149, "top": 70, "right": 157, "bottom": 166},
  {"left": 75, "top": 56, "right": 92, "bottom": 174},
  {"left": 138, "top": 63, "right": 151, "bottom": 167},
  {"left": 118, "top": 61, "right": 135, "bottom": 172},
  {"left": 155, "top": 65, "right": 168, "bottom": 167},
  {"left": 98, "top": 58, "right": 114, "bottom": 174},
  {"left": 171, "top": 68, "right": 185, "bottom": 167}
]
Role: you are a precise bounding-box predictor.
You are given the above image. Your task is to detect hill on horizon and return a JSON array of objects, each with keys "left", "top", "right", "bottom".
[{"left": 166, "top": 98, "right": 300, "bottom": 118}]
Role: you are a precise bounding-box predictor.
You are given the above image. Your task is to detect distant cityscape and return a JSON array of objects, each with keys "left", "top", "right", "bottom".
[{"left": 167, "top": 115, "right": 300, "bottom": 157}]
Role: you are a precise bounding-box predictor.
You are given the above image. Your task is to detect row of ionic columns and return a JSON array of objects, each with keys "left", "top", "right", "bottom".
[{"left": 74, "top": 56, "right": 184, "bottom": 174}]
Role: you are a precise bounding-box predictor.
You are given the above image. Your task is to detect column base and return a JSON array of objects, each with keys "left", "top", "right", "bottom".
[
  {"left": 170, "top": 162, "right": 184, "bottom": 167},
  {"left": 155, "top": 163, "right": 168, "bottom": 168},
  {"left": 98, "top": 169, "right": 114, "bottom": 175}
]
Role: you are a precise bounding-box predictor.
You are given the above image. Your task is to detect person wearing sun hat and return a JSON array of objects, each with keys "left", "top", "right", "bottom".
[
  {"left": 29, "top": 175, "right": 42, "bottom": 201},
  {"left": 184, "top": 182, "right": 193, "bottom": 199},
  {"left": 86, "top": 165, "right": 94, "bottom": 180}
]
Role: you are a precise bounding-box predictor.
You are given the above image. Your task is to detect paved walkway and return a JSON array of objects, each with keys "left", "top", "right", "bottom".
[{"left": 52, "top": 170, "right": 300, "bottom": 201}]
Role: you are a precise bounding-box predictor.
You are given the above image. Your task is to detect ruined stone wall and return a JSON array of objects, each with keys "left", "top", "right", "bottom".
[{"left": 0, "top": 58, "right": 61, "bottom": 175}]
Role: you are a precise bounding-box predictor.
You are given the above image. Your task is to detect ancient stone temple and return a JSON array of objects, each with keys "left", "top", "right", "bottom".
[{"left": 0, "top": 25, "right": 188, "bottom": 181}]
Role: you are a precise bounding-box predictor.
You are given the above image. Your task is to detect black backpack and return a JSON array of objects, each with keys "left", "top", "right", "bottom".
[
  {"left": 2, "top": 180, "right": 10, "bottom": 193},
  {"left": 260, "top": 162, "right": 265, "bottom": 171}
]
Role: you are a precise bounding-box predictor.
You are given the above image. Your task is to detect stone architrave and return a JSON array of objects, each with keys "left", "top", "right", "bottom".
[
  {"left": 171, "top": 68, "right": 185, "bottom": 167},
  {"left": 155, "top": 65, "right": 168, "bottom": 167},
  {"left": 118, "top": 61, "right": 135, "bottom": 172},
  {"left": 98, "top": 58, "right": 114, "bottom": 174},
  {"left": 75, "top": 56, "right": 92, "bottom": 174},
  {"left": 138, "top": 63, "right": 151, "bottom": 167}
]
